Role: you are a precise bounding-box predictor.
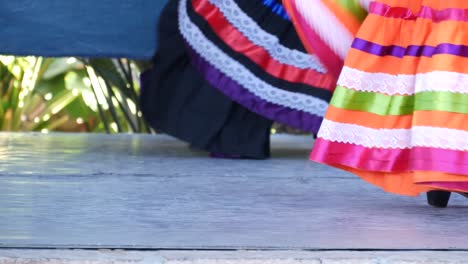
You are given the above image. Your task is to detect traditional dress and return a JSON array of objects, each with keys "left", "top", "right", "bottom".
[
  {"left": 141, "top": 0, "right": 338, "bottom": 158},
  {"left": 308, "top": 0, "right": 468, "bottom": 196}
]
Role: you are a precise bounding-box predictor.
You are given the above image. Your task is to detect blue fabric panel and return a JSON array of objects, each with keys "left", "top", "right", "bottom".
[
  {"left": 0, "top": 0, "right": 168, "bottom": 58},
  {"left": 261, "top": 0, "right": 290, "bottom": 20}
]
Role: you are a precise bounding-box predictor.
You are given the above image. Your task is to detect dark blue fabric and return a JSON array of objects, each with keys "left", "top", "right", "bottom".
[
  {"left": 261, "top": 0, "right": 290, "bottom": 20},
  {"left": 0, "top": 0, "right": 168, "bottom": 58}
]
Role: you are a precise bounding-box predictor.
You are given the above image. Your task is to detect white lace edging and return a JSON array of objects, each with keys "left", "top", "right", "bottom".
[
  {"left": 206, "top": 0, "right": 326, "bottom": 73},
  {"left": 318, "top": 119, "right": 468, "bottom": 151},
  {"left": 338, "top": 67, "right": 468, "bottom": 95},
  {"left": 179, "top": 0, "right": 329, "bottom": 116}
]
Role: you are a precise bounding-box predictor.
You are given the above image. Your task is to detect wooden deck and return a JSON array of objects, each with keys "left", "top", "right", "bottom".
[{"left": 0, "top": 133, "right": 467, "bottom": 250}]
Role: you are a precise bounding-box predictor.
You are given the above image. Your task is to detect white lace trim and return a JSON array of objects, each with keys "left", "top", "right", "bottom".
[
  {"left": 318, "top": 119, "right": 468, "bottom": 151},
  {"left": 338, "top": 67, "right": 468, "bottom": 95},
  {"left": 294, "top": 0, "right": 355, "bottom": 60},
  {"left": 178, "top": 0, "right": 329, "bottom": 116},
  {"left": 206, "top": 0, "right": 326, "bottom": 73}
]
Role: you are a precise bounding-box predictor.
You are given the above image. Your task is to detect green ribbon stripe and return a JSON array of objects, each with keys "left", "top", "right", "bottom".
[
  {"left": 336, "top": 0, "right": 367, "bottom": 22},
  {"left": 331, "top": 86, "right": 468, "bottom": 115}
]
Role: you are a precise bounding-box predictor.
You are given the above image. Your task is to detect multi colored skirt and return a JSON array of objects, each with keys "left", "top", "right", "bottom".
[
  {"left": 310, "top": 0, "right": 468, "bottom": 196},
  {"left": 141, "top": 0, "right": 338, "bottom": 158}
]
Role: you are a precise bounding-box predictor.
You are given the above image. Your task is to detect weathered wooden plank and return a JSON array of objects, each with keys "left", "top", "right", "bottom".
[
  {"left": 3, "top": 249, "right": 468, "bottom": 264},
  {"left": 0, "top": 133, "right": 466, "bottom": 250}
]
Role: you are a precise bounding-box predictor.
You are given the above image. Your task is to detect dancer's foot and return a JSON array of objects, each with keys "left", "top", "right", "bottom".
[{"left": 426, "top": 191, "right": 451, "bottom": 208}]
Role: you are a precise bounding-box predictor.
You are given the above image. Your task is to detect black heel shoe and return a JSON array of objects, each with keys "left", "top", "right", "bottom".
[{"left": 427, "top": 191, "right": 451, "bottom": 208}]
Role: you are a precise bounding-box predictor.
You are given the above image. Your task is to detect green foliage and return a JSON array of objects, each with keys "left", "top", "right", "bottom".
[{"left": 0, "top": 56, "right": 151, "bottom": 133}]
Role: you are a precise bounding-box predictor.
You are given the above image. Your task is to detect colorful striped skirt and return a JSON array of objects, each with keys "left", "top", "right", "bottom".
[
  {"left": 310, "top": 0, "right": 468, "bottom": 196},
  {"left": 141, "top": 0, "right": 345, "bottom": 159},
  {"left": 179, "top": 0, "right": 337, "bottom": 133}
]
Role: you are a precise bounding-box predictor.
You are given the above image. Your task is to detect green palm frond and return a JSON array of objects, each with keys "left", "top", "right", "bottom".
[{"left": 0, "top": 56, "right": 151, "bottom": 133}]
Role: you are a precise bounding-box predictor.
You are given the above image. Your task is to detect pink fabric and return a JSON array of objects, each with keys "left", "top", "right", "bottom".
[
  {"left": 311, "top": 139, "right": 468, "bottom": 175},
  {"left": 370, "top": 1, "right": 468, "bottom": 22}
]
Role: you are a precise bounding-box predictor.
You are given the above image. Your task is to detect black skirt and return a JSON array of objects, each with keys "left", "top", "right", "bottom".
[{"left": 140, "top": 0, "right": 272, "bottom": 159}]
